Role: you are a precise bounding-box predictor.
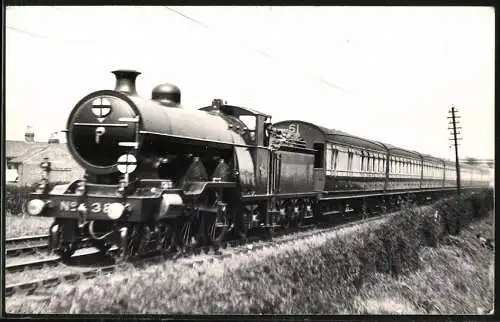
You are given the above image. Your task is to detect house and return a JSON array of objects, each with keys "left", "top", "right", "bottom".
[{"left": 6, "top": 140, "right": 85, "bottom": 186}]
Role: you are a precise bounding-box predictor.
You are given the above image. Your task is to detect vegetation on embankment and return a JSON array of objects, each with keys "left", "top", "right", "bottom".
[
  {"left": 350, "top": 210, "right": 494, "bottom": 314},
  {"left": 6, "top": 189, "right": 494, "bottom": 314},
  {"left": 5, "top": 183, "right": 63, "bottom": 238}
]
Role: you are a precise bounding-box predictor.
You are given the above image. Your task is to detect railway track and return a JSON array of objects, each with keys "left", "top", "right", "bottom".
[
  {"left": 6, "top": 243, "right": 49, "bottom": 258},
  {"left": 6, "top": 235, "right": 50, "bottom": 258},
  {"left": 5, "top": 245, "right": 119, "bottom": 273},
  {"left": 5, "top": 210, "right": 396, "bottom": 298},
  {"left": 6, "top": 234, "right": 49, "bottom": 244}
]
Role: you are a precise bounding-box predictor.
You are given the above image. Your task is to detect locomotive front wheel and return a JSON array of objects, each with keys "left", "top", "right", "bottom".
[
  {"left": 116, "top": 225, "right": 141, "bottom": 263},
  {"left": 56, "top": 242, "right": 77, "bottom": 260},
  {"left": 90, "top": 239, "right": 111, "bottom": 254},
  {"left": 158, "top": 223, "right": 176, "bottom": 256},
  {"left": 207, "top": 211, "right": 230, "bottom": 247},
  {"left": 197, "top": 189, "right": 230, "bottom": 250},
  {"left": 176, "top": 218, "right": 194, "bottom": 256}
]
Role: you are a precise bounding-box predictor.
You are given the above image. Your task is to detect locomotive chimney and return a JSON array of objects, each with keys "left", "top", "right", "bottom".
[{"left": 112, "top": 70, "right": 141, "bottom": 95}]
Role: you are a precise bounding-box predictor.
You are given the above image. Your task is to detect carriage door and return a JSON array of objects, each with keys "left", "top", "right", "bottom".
[{"left": 313, "top": 143, "right": 326, "bottom": 192}]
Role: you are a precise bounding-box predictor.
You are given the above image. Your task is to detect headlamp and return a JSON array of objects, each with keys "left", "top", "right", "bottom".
[
  {"left": 27, "top": 199, "right": 46, "bottom": 216},
  {"left": 107, "top": 202, "right": 126, "bottom": 220}
]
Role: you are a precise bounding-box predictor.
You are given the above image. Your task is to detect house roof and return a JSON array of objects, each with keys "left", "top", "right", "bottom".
[
  {"left": 10, "top": 145, "right": 50, "bottom": 163},
  {"left": 7, "top": 140, "right": 71, "bottom": 164},
  {"left": 6, "top": 141, "right": 46, "bottom": 158}
]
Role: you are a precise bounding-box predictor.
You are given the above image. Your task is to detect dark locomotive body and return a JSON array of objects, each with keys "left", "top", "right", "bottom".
[{"left": 27, "top": 70, "right": 491, "bottom": 260}]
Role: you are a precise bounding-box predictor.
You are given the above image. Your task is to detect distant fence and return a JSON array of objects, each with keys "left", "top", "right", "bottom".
[{"left": 15, "top": 165, "right": 83, "bottom": 186}]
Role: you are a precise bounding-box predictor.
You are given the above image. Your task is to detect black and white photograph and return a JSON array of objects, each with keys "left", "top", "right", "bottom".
[{"left": 3, "top": 5, "right": 495, "bottom": 315}]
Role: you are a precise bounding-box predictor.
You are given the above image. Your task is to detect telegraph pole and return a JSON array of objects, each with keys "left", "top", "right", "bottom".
[{"left": 448, "top": 106, "right": 462, "bottom": 193}]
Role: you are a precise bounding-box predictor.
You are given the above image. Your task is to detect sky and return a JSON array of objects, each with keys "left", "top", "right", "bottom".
[{"left": 5, "top": 6, "right": 495, "bottom": 161}]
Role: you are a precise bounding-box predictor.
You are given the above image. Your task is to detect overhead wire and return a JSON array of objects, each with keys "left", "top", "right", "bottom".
[
  {"left": 164, "top": 6, "right": 350, "bottom": 94},
  {"left": 6, "top": 25, "right": 52, "bottom": 41}
]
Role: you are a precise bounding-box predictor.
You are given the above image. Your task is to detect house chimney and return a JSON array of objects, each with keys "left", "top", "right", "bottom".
[
  {"left": 48, "top": 132, "right": 60, "bottom": 144},
  {"left": 112, "top": 70, "right": 141, "bottom": 96},
  {"left": 25, "top": 126, "right": 35, "bottom": 143}
]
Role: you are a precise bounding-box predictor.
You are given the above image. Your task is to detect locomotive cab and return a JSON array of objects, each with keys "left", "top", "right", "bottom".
[{"left": 199, "top": 98, "right": 271, "bottom": 147}]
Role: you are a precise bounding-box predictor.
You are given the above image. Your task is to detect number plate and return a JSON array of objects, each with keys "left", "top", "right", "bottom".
[{"left": 58, "top": 200, "right": 112, "bottom": 216}]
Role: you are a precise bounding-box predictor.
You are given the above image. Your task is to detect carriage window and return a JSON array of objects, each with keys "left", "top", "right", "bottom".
[
  {"left": 347, "top": 152, "right": 354, "bottom": 171},
  {"left": 337, "top": 150, "right": 347, "bottom": 170}
]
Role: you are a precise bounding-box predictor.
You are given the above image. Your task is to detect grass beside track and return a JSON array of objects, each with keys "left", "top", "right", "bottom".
[
  {"left": 5, "top": 212, "right": 53, "bottom": 239},
  {"left": 349, "top": 211, "right": 494, "bottom": 314},
  {"left": 5, "top": 189, "right": 494, "bottom": 314}
]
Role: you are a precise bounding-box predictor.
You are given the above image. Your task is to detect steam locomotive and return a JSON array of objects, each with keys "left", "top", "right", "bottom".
[{"left": 26, "top": 70, "right": 491, "bottom": 261}]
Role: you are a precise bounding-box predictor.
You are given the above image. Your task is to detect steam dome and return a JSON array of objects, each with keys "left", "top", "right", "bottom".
[{"left": 151, "top": 83, "right": 181, "bottom": 107}]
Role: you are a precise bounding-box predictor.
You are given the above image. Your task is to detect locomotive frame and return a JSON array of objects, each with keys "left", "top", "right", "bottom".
[{"left": 26, "top": 70, "right": 491, "bottom": 261}]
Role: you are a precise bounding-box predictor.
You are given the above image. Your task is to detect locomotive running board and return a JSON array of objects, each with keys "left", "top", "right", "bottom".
[
  {"left": 182, "top": 181, "right": 237, "bottom": 196},
  {"left": 241, "top": 192, "right": 318, "bottom": 201},
  {"left": 322, "top": 210, "right": 342, "bottom": 215}
]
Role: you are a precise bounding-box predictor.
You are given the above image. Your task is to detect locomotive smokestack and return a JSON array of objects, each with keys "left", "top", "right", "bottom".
[{"left": 112, "top": 70, "right": 141, "bottom": 95}]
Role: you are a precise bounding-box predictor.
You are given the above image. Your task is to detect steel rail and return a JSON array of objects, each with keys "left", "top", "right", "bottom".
[
  {"left": 6, "top": 243, "right": 49, "bottom": 257},
  {"left": 5, "top": 246, "right": 118, "bottom": 273},
  {"left": 6, "top": 235, "right": 49, "bottom": 244}
]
